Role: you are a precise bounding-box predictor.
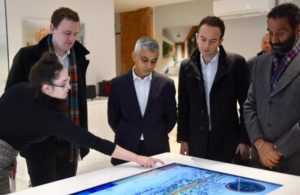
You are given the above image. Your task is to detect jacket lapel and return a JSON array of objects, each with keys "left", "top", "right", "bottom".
[
  {"left": 186, "top": 49, "right": 202, "bottom": 81},
  {"left": 144, "top": 72, "right": 158, "bottom": 118},
  {"left": 260, "top": 53, "right": 272, "bottom": 96},
  {"left": 128, "top": 71, "right": 143, "bottom": 118},
  {"left": 189, "top": 60, "right": 202, "bottom": 81},
  {"left": 213, "top": 46, "right": 228, "bottom": 85},
  {"left": 213, "top": 62, "right": 227, "bottom": 85},
  {"left": 271, "top": 54, "right": 300, "bottom": 97}
]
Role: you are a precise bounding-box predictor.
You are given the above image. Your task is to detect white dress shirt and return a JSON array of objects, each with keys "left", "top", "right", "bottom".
[
  {"left": 56, "top": 50, "right": 70, "bottom": 70},
  {"left": 200, "top": 52, "right": 219, "bottom": 130},
  {"left": 132, "top": 67, "right": 152, "bottom": 140}
]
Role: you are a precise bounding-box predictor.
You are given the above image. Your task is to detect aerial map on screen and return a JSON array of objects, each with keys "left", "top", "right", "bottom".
[{"left": 73, "top": 163, "right": 281, "bottom": 195}]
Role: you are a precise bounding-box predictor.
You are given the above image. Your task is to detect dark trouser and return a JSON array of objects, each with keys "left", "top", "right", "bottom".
[
  {"left": 23, "top": 138, "right": 77, "bottom": 187},
  {"left": 111, "top": 141, "right": 148, "bottom": 166},
  {"left": 0, "top": 177, "right": 10, "bottom": 195}
]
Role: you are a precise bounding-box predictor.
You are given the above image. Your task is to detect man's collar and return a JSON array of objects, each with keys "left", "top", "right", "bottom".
[
  {"left": 55, "top": 50, "right": 70, "bottom": 59},
  {"left": 200, "top": 50, "right": 220, "bottom": 65},
  {"left": 132, "top": 66, "right": 152, "bottom": 80}
]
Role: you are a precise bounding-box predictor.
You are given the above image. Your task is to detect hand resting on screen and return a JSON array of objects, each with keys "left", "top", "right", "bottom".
[{"left": 111, "top": 145, "right": 164, "bottom": 168}]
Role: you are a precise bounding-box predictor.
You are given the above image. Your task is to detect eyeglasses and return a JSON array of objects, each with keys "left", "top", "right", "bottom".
[
  {"left": 48, "top": 76, "right": 70, "bottom": 89},
  {"left": 49, "top": 83, "right": 68, "bottom": 88}
]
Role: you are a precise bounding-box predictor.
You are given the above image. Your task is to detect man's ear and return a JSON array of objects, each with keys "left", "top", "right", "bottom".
[
  {"left": 219, "top": 38, "right": 224, "bottom": 46},
  {"left": 49, "top": 23, "right": 55, "bottom": 34},
  {"left": 132, "top": 51, "right": 137, "bottom": 62}
]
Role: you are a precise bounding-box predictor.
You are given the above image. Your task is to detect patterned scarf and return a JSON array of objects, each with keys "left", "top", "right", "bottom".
[
  {"left": 68, "top": 50, "right": 80, "bottom": 126},
  {"left": 271, "top": 38, "right": 300, "bottom": 89},
  {"left": 68, "top": 49, "right": 80, "bottom": 161},
  {"left": 47, "top": 35, "right": 80, "bottom": 161}
]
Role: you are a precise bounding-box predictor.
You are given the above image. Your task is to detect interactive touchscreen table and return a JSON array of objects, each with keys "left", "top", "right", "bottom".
[
  {"left": 72, "top": 163, "right": 280, "bottom": 195},
  {"left": 11, "top": 153, "right": 300, "bottom": 195}
]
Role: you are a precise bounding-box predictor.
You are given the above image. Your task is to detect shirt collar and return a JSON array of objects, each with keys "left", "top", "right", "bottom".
[
  {"left": 132, "top": 66, "right": 152, "bottom": 81},
  {"left": 295, "top": 37, "right": 300, "bottom": 50},
  {"left": 55, "top": 50, "right": 70, "bottom": 60},
  {"left": 200, "top": 50, "right": 220, "bottom": 66}
]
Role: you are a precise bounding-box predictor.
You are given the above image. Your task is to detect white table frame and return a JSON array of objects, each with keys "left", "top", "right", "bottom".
[{"left": 11, "top": 152, "right": 300, "bottom": 195}]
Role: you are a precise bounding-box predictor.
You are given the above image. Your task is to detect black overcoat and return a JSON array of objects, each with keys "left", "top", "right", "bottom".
[
  {"left": 5, "top": 34, "right": 90, "bottom": 158},
  {"left": 177, "top": 46, "right": 250, "bottom": 162}
]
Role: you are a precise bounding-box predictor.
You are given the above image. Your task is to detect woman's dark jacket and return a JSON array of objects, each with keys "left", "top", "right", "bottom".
[
  {"left": 0, "top": 83, "right": 115, "bottom": 156},
  {"left": 5, "top": 34, "right": 90, "bottom": 158}
]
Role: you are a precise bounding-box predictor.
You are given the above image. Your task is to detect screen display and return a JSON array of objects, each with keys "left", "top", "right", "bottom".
[{"left": 72, "top": 163, "right": 281, "bottom": 195}]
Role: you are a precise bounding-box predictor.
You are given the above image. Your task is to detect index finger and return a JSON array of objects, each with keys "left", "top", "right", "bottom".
[{"left": 155, "top": 158, "right": 164, "bottom": 165}]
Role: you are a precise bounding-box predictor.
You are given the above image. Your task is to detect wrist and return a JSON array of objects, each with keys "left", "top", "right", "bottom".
[
  {"left": 254, "top": 139, "right": 265, "bottom": 150},
  {"left": 133, "top": 154, "right": 140, "bottom": 163}
]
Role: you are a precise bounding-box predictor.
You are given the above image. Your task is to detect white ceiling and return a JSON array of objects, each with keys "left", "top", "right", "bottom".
[{"left": 114, "top": 0, "right": 195, "bottom": 13}]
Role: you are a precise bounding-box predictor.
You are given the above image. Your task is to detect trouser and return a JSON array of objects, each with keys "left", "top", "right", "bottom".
[
  {"left": 23, "top": 139, "right": 78, "bottom": 187},
  {"left": 0, "top": 139, "right": 17, "bottom": 195},
  {"left": 0, "top": 178, "right": 9, "bottom": 195}
]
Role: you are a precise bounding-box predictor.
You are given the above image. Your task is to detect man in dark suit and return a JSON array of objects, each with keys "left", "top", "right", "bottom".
[
  {"left": 5, "top": 7, "right": 89, "bottom": 186},
  {"left": 177, "top": 16, "right": 251, "bottom": 163},
  {"left": 108, "top": 37, "right": 177, "bottom": 165}
]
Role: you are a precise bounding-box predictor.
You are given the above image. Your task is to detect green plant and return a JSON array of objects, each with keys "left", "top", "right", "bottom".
[{"left": 163, "top": 41, "right": 172, "bottom": 56}]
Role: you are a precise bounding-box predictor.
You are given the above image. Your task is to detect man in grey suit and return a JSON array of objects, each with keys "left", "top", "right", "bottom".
[{"left": 244, "top": 3, "right": 300, "bottom": 176}]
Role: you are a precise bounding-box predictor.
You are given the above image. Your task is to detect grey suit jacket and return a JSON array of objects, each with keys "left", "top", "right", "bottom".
[{"left": 244, "top": 52, "right": 300, "bottom": 175}]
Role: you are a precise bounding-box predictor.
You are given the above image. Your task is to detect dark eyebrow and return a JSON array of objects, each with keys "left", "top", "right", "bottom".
[
  {"left": 63, "top": 77, "right": 70, "bottom": 82},
  {"left": 141, "top": 56, "right": 158, "bottom": 61},
  {"left": 200, "top": 35, "right": 217, "bottom": 41},
  {"left": 267, "top": 27, "right": 286, "bottom": 32},
  {"left": 64, "top": 30, "right": 79, "bottom": 34}
]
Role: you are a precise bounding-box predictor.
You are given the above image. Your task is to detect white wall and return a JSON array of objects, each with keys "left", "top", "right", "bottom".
[
  {"left": 154, "top": 0, "right": 213, "bottom": 72},
  {"left": 223, "top": 15, "right": 268, "bottom": 60},
  {"left": 154, "top": 0, "right": 270, "bottom": 70},
  {"left": 280, "top": 0, "right": 300, "bottom": 7},
  {"left": 0, "top": 0, "right": 8, "bottom": 95},
  {"left": 6, "top": 0, "right": 116, "bottom": 91}
]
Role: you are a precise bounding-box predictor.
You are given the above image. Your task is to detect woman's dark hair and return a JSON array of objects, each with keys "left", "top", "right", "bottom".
[
  {"left": 268, "top": 3, "right": 300, "bottom": 30},
  {"left": 51, "top": 7, "right": 80, "bottom": 28},
  {"left": 197, "top": 16, "right": 225, "bottom": 39},
  {"left": 29, "top": 52, "right": 63, "bottom": 91}
]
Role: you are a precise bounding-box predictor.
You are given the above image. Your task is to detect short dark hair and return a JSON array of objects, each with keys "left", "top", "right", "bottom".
[
  {"left": 267, "top": 3, "right": 300, "bottom": 30},
  {"left": 51, "top": 7, "right": 80, "bottom": 28},
  {"left": 29, "top": 52, "right": 63, "bottom": 91},
  {"left": 197, "top": 16, "right": 225, "bottom": 39}
]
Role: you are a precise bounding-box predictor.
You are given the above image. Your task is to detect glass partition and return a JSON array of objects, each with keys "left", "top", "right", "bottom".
[{"left": 0, "top": 0, "right": 8, "bottom": 95}]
